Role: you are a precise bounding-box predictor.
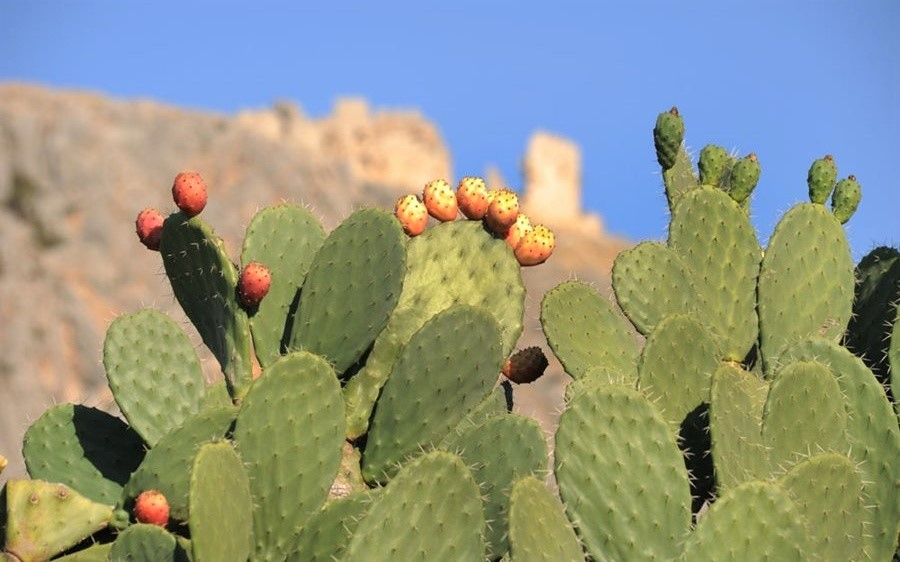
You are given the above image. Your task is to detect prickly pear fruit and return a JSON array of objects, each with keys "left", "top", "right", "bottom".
[
  {"left": 171, "top": 171, "right": 207, "bottom": 217},
  {"left": 238, "top": 262, "right": 272, "bottom": 308},
  {"left": 394, "top": 194, "right": 428, "bottom": 236},
  {"left": 423, "top": 179, "right": 458, "bottom": 222},
  {"left": 807, "top": 154, "right": 837, "bottom": 204},
  {"left": 728, "top": 153, "right": 760, "bottom": 204},
  {"left": 514, "top": 224, "right": 555, "bottom": 266},
  {"left": 135, "top": 208, "right": 165, "bottom": 251},
  {"left": 485, "top": 188, "right": 520, "bottom": 234},
  {"left": 0, "top": 454, "right": 6, "bottom": 475},
  {"left": 502, "top": 347, "right": 549, "bottom": 384},
  {"left": 505, "top": 213, "right": 533, "bottom": 250},
  {"left": 653, "top": 107, "right": 684, "bottom": 170},
  {"left": 698, "top": 144, "right": 730, "bottom": 187},
  {"left": 456, "top": 177, "right": 490, "bottom": 220},
  {"left": 134, "top": 489, "right": 169, "bottom": 527},
  {"left": 831, "top": 175, "right": 861, "bottom": 224}
]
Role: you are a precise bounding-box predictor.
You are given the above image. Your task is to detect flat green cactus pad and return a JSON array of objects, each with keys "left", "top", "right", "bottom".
[
  {"left": 103, "top": 309, "right": 206, "bottom": 446},
  {"left": 23, "top": 404, "right": 145, "bottom": 505},
  {"left": 508, "top": 476, "right": 583, "bottom": 562},
  {"left": 343, "top": 451, "right": 485, "bottom": 561},
  {"left": 108, "top": 523, "right": 189, "bottom": 562},
  {"left": 286, "top": 489, "right": 381, "bottom": 562},
  {"left": 556, "top": 384, "right": 691, "bottom": 561}
]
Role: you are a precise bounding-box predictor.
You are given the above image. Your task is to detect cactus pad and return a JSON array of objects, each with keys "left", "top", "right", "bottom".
[
  {"left": 188, "top": 441, "right": 252, "bottom": 562},
  {"left": 508, "top": 476, "right": 583, "bottom": 562},
  {"left": 290, "top": 208, "right": 406, "bottom": 375},
  {"left": 555, "top": 385, "right": 691, "bottom": 561},
  {"left": 680, "top": 481, "right": 807, "bottom": 561},
  {"left": 540, "top": 280, "right": 639, "bottom": 382},
  {"left": 757, "top": 203, "right": 854, "bottom": 372},
  {"left": 286, "top": 489, "right": 381, "bottom": 562},
  {"left": 160, "top": 212, "right": 252, "bottom": 398},
  {"left": 23, "top": 404, "right": 145, "bottom": 505},
  {"left": 668, "top": 186, "right": 761, "bottom": 359},
  {"left": 612, "top": 241, "right": 699, "bottom": 335},
  {"left": 343, "top": 451, "right": 485, "bottom": 561},
  {"left": 241, "top": 203, "right": 326, "bottom": 367},
  {"left": 233, "top": 351, "right": 344, "bottom": 562},
  {"left": 103, "top": 309, "right": 206, "bottom": 446},
  {"left": 3, "top": 480, "right": 113, "bottom": 562},
  {"left": 362, "top": 306, "right": 503, "bottom": 484},
  {"left": 108, "top": 523, "right": 188, "bottom": 562}
]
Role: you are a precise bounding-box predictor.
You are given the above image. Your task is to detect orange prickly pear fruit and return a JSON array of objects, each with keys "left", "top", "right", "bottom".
[
  {"left": 395, "top": 194, "right": 428, "bottom": 236},
  {"left": 485, "top": 188, "right": 519, "bottom": 234},
  {"left": 456, "top": 177, "right": 490, "bottom": 220},
  {"left": 172, "top": 171, "right": 207, "bottom": 217},
  {"left": 423, "top": 179, "right": 458, "bottom": 222},
  {"left": 505, "top": 212, "right": 533, "bottom": 250},
  {"left": 514, "top": 224, "right": 555, "bottom": 266}
]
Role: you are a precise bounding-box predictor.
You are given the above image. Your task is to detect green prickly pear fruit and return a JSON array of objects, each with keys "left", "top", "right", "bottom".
[
  {"left": 728, "top": 153, "right": 760, "bottom": 204},
  {"left": 698, "top": 144, "right": 730, "bottom": 186},
  {"left": 807, "top": 154, "right": 837, "bottom": 204},
  {"left": 831, "top": 175, "right": 861, "bottom": 224},
  {"left": 653, "top": 107, "right": 684, "bottom": 170}
]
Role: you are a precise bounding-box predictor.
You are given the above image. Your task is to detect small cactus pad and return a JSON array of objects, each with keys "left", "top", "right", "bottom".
[
  {"left": 708, "top": 363, "right": 769, "bottom": 490},
  {"left": 233, "top": 351, "right": 344, "bottom": 562},
  {"left": 240, "top": 203, "right": 326, "bottom": 367},
  {"left": 103, "top": 309, "right": 206, "bottom": 446},
  {"left": 663, "top": 146, "right": 700, "bottom": 212},
  {"left": 508, "top": 476, "right": 583, "bottom": 562},
  {"left": 52, "top": 543, "right": 113, "bottom": 561},
  {"left": 362, "top": 306, "right": 503, "bottom": 484},
  {"left": 343, "top": 219, "right": 524, "bottom": 438},
  {"left": 757, "top": 203, "right": 854, "bottom": 372},
  {"left": 290, "top": 208, "right": 406, "bottom": 375},
  {"left": 845, "top": 246, "right": 900, "bottom": 392},
  {"left": 777, "top": 453, "right": 865, "bottom": 561},
  {"left": 3, "top": 480, "right": 113, "bottom": 562},
  {"left": 807, "top": 155, "right": 838, "bottom": 204},
  {"left": 778, "top": 338, "right": 900, "bottom": 561},
  {"left": 654, "top": 107, "right": 685, "bottom": 171},
  {"left": 23, "top": 404, "right": 145, "bottom": 505},
  {"left": 121, "top": 406, "right": 237, "bottom": 521},
  {"left": 761, "top": 360, "right": 848, "bottom": 472},
  {"left": 343, "top": 451, "right": 485, "bottom": 561},
  {"left": 286, "top": 489, "right": 381, "bottom": 562},
  {"left": 680, "top": 481, "right": 808, "bottom": 561},
  {"left": 188, "top": 442, "right": 251, "bottom": 562},
  {"left": 637, "top": 313, "right": 720, "bottom": 430},
  {"left": 555, "top": 385, "right": 691, "bottom": 561},
  {"left": 160, "top": 212, "right": 253, "bottom": 398},
  {"left": 108, "top": 523, "right": 188, "bottom": 562},
  {"left": 440, "top": 413, "right": 548, "bottom": 558},
  {"left": 698, "top": 144, "right": 731, "bottom": 187},
  {"left": 668, "top": 186, "right": 761, "bottom": 359},
  {"left": 831, "top": 175, "right": 861, "bottom": 223},
  {"left": 540, "top": 281, "right": 640, "bottom": 382},
  {"left": 612, "top": 241, "right": 699, "bottom": 335}
]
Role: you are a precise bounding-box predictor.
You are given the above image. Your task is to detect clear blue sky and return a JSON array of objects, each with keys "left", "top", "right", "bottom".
[{"left": 2, "top": 1, "right": 897, "bottom": 260}]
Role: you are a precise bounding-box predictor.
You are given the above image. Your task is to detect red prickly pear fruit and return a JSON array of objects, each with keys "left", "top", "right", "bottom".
[
  {"left": 395, "top": 194, "right": 428, "bottom": 236},
  {"left": 456, "top": 177, "right": 490, "bottom": 220},
  {"left": 485, "top": 189, "right": 519, "bottom": 234},
  {"left": 514, "top": 224, "right": 555, "bottom": 266},
  {"left": 238, "top": 262, "right": 271, "bottom": 308},
  {"left": 502, "top": 347, "right": 549, "bottom": 384},
  {"left": 505, "top": 213, "right": 533, "bottom": 250},
  {"left": 134, "top": 489, "right": 169, "bottom": 527},
  {"left": 135, "top": 208, "right": 165, "bottom": 251},
  {"left": 172, "top": 171, "right": 207, "bottom": 217},
  {"left": 423, "top": 179, "right": 458, "bottom": 222}
]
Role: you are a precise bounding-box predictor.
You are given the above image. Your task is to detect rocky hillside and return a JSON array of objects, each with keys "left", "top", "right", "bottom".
[{"left": 0, "top": 84, "right": 629, "bottom": 477}]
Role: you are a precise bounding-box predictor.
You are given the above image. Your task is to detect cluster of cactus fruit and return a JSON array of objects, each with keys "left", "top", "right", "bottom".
[{"left": 1, "top": 108, "right": 897, "bottom": 562}]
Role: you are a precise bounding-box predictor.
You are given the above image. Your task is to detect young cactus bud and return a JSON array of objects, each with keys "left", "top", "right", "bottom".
[
  {"left": 728, "top": 153, "right": 761, "bottom": 204},
  {"left": 502, "top": 347, "right": 549, "bottom": 384},
  {"left": 807, "top": 154, "right": 837, "bottom": 205},
  {"left": 698, "top": 144, "right": 730, "bottom": 187},
  {"left": 653, "top": 107, "right": 685, "bottom": 171},
  {"left": 831, "top": 175, "right": 861, "bottom": 224}
]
